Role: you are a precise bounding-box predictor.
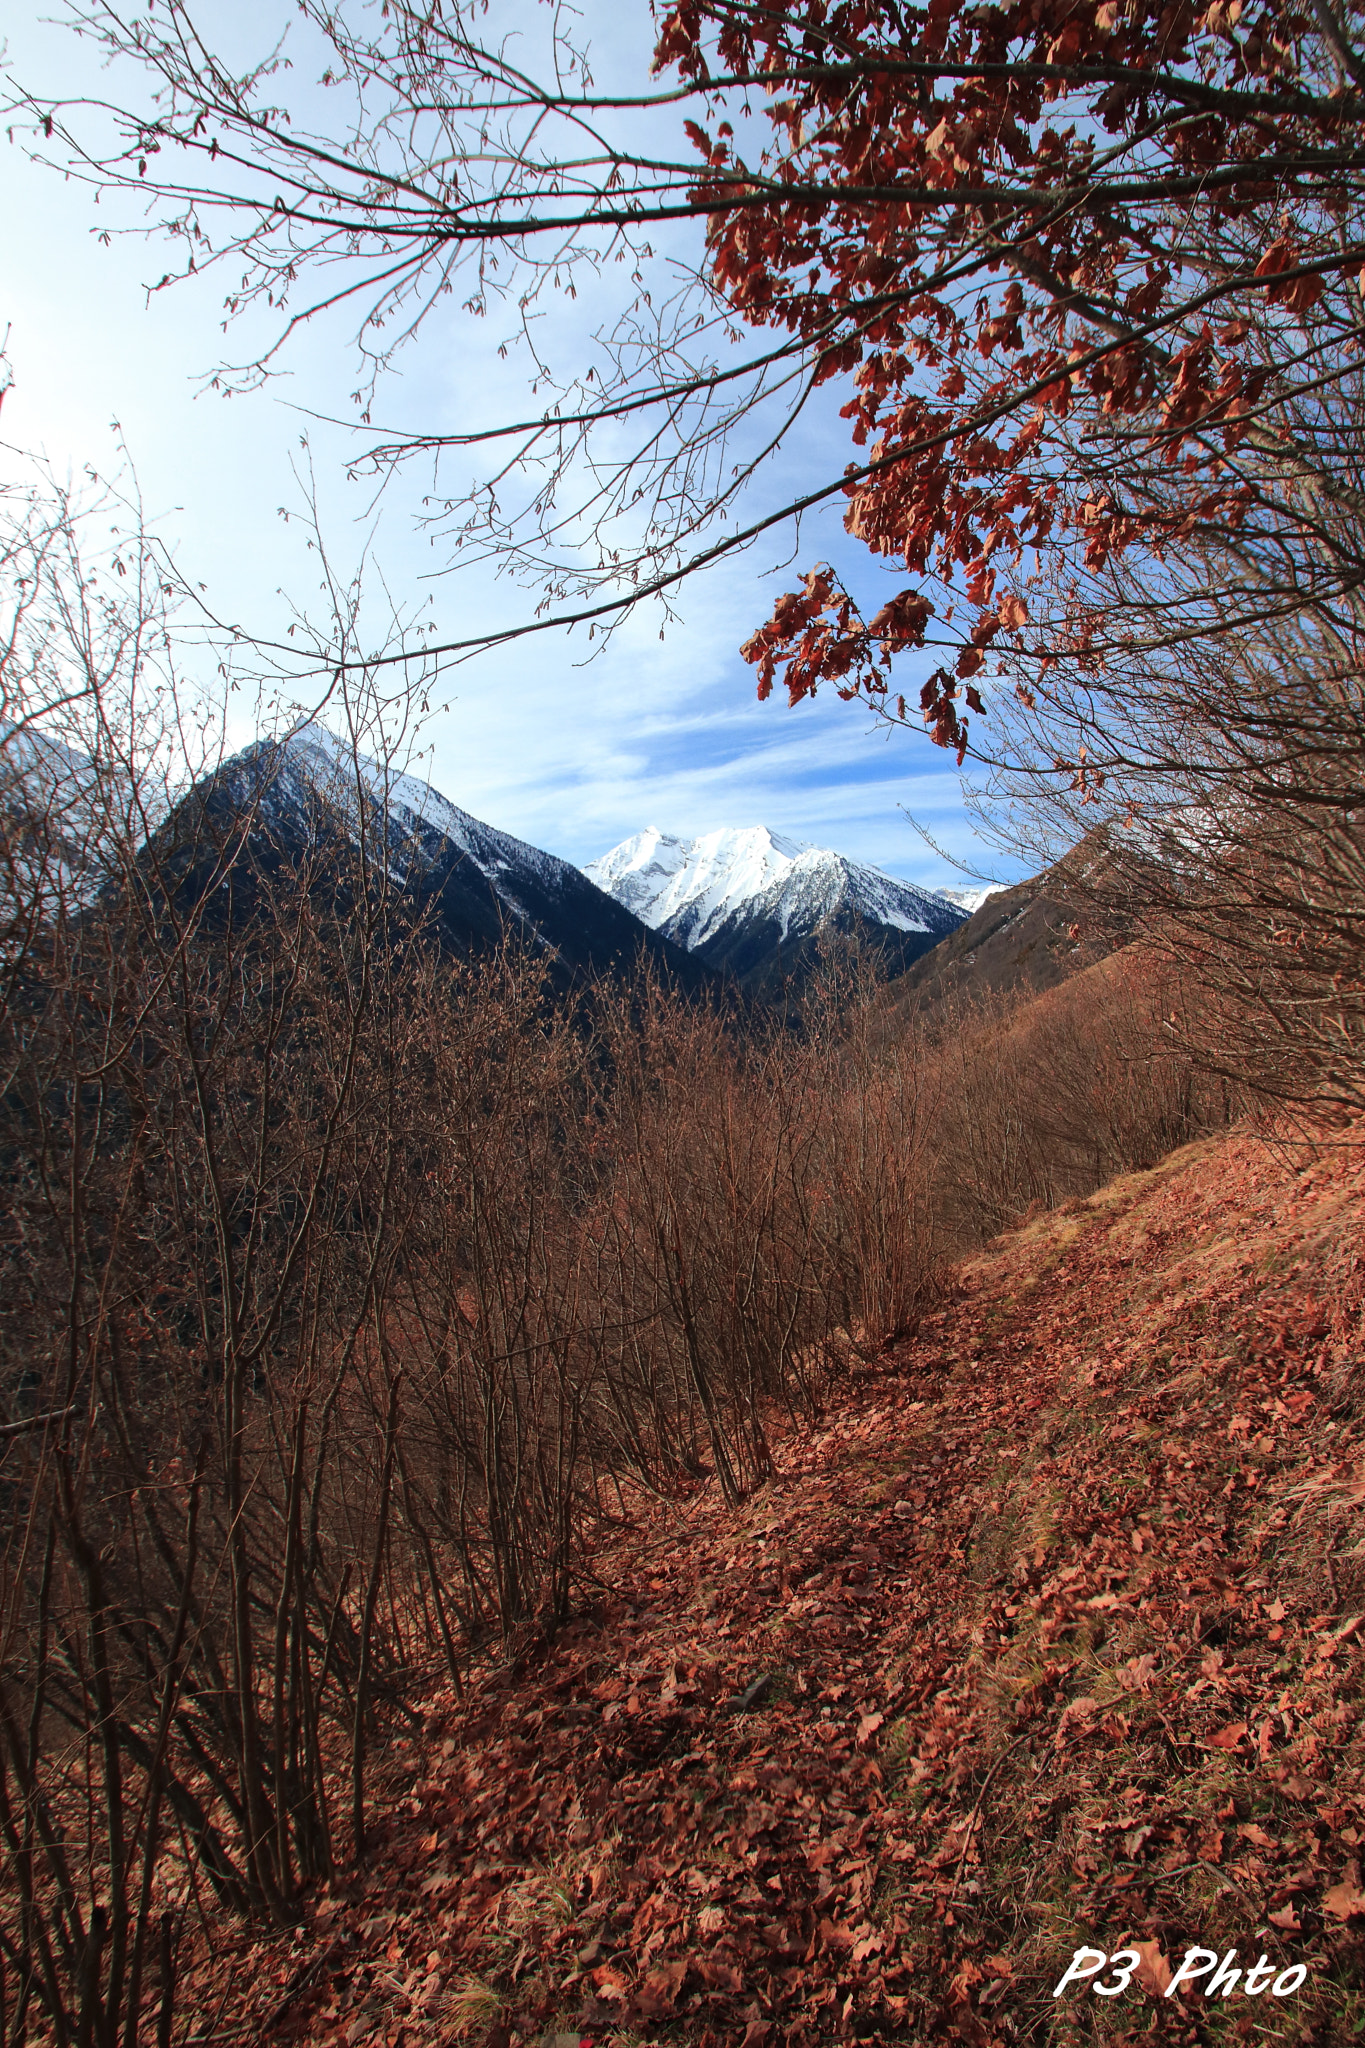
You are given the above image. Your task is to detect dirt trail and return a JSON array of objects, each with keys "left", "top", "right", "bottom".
[{"left": 215, "top": 1126, "right": 1365, "bottom": 2046}]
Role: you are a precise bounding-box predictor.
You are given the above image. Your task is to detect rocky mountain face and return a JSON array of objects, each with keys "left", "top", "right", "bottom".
[
  {"left": 893, "top": 874, "right": 1082, "bottom": 1006},
  {"left": 140, "top": 727, "right": 714, "bottom": 992},
  {"left": 930, "top": 883, "right": 998, "bottom": 914},
  {"left": 584, "top": 825, "right": 967, "bottom": 995},
  {"left": 888, "top": 834, "right": 1126, "bottom": 1014},
  {"left": 0, "top": 722, "right": 131, "bottom": 911}
]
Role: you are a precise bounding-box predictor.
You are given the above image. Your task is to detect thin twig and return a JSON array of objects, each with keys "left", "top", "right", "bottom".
[
  {"left": 947, "top": 1730, "right": 1036, "bottom": 1901},
  {"left": 0, "top": 1406, "right": 76, "bottom": 1437}
]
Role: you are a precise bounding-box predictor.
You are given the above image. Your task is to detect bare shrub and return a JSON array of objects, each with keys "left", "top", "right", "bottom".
[
  {"left": 0, "top": 472, "right": 1238, "bottom": 2047},
  {"left": 0, "top": 487, "right": 950, "bottom": 2039},
  {"left": 930, "top": 949, "right": 1237, "bottom": 1242},
  {"left": 981, "top": 551, "right": 1365, "bottom": 1120}
]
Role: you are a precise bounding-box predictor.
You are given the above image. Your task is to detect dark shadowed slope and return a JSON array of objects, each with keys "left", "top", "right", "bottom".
[{"left": 143, "top": 727, "right": 717, "bottom": 992}]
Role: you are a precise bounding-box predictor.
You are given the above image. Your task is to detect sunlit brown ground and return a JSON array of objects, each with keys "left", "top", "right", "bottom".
[{"left": 190, "top": 1124, "right": 1365, "bottom": 2046}]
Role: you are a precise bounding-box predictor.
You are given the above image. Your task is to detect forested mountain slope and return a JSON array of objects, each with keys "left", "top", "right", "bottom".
[{"left": 145, "top": 727, "right": 715, "bottom": 992}]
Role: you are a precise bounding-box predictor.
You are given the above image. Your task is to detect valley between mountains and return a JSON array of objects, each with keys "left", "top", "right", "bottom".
[
  {"left": 5, "top": 717, "right": 1013, "bottom": 1000},
  {"left": 182, "top": 1121, "right": 1365, "bottom": 2048},
  {"left": 92, "top": 724, "right": 977, "bottom": 997}
]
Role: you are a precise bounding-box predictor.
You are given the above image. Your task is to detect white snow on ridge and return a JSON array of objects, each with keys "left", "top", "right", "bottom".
[
  {"left": 3, "top": 718, "right": 978, "bottom": 976},
  {"left": 0, "top": 722, "right": 138, "bottom": 905},
  {"left": 932, "top": 883, "right": 998, "bottom": 914},
  {"left": 255, "top": 725, "right": 573, "bottom": 895},
  {"left": 587, "top": 825, "right": 813, "bottom": 945},
  {"left": 585, "top": 825, "right": 966, "bottom": 952}
]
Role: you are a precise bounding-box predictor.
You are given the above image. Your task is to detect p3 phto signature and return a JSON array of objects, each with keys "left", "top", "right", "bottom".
[{"left": 1053, "top": 1944, "right": 1307, "bottom": 2000}]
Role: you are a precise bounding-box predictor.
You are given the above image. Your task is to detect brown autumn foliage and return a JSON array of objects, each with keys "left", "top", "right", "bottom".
[
  {"left": 0, "top": 468, "right": 1250, "bottom": 2044},
  {"left": 0, "top": 903, "right": 1227, "bottom": 2044},
  {"left": 926, "top": 953, "right": 1241, "bottom": 1245},
  {"left": 105, "top": 1090, "right": 1365, "bottom": 2048},
  {"left": 0, "top": 863, "right": 943, "bottom": 2039},
  {"left": 6, "top": 8, "right": 1365, "bottom": 2032},
  {"left": 31, "top": 0, "right": 1365, "bottom": 722}
]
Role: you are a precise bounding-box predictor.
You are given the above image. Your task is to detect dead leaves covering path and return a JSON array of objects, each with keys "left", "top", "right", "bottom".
[{"left": 212, "top": 1128, "right": 1365, "bottom": 2045}]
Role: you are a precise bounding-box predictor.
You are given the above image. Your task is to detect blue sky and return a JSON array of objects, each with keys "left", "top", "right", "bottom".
[{"left": 1, "top": 2, "right": 1010, "bottom": 888}]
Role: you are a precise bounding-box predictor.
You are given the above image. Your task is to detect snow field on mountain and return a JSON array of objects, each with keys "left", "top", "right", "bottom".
[{"left": 585, "top": 824, "right": 965, "bottom": 951}]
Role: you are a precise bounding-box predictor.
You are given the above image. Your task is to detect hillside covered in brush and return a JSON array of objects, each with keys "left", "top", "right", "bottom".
[{"left": 156, "top": 1112, "right": 1365, "bottom": 2047}]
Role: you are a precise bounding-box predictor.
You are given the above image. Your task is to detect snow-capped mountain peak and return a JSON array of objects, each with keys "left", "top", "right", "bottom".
[
  {"left": 932, "top": 883, "right": 999, "bottom": 914},
  {"left": 584, "top": 826, "right": 968, "bottom": 991},
  {"left": 587, "top": 824, "right": 813, "bottom": 948},
  {"left": 219, "top": 723, "right": 558, "bottom": 891}
]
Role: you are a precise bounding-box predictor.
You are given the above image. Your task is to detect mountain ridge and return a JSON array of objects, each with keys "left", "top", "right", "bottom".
[
  {"left": 141, "top": 727, "right": 716, "bottom": 993},
  {"left": 585, "top": 824, "right": 967, "bottom": 993}
]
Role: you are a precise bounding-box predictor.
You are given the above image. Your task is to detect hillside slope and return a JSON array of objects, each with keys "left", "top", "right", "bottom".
[
  {"left": 145, "top": 728, "right": 714, "bottom": 992},
  {"left": 197, "top": 1126, "right": 1365, "bottom": 2046},
  {"left": 891, "top": 833, "right": 1133, "bottom": 1012},
  {"left": 889, "top": 871, "right": 1091, "bottom": 1012}
]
